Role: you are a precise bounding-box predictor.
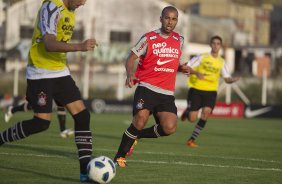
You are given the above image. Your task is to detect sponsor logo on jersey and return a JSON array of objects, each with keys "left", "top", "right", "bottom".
[
  {"left": 65, "top": 17, "right": 70, "bottom": 23},
  {"left": 150, "top": 36, "right": 157, "bottom": 40},
  {"left": 154, "top": 67, "right": 174, "bottom": 73},
  {"left": 62, "top": 24, "right": 74, "bottom": 31},
  {"left": 172, "top": 35, "right": 179, "bottom": 41},
  {"left": 136, "top": 40, "right": 148, "bottom": 53},
  {"left": 157, "top": 59, "right": 174, "bottom": 65},
  {"left": 152, "top": 42, "right": 179, "bottom": 58}
]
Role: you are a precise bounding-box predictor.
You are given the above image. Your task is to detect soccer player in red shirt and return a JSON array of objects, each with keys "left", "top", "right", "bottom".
[{"left": 114, "top": 6, "right": 189, "bottom": 167}]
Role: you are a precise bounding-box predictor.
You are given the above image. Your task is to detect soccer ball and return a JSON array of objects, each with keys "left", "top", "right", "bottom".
[{"left": 87, "top": 156, "right": 116, "bottom": 183}]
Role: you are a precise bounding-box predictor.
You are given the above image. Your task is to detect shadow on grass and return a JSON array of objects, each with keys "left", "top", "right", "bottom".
[
  {"left": 0, "top": 165, "right": 78, "bottom": 183},
  {"left": 3, "top": 143, "right": 76, "bottom": 159}
]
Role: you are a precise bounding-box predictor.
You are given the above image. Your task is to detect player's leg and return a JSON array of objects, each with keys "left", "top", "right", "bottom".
[
  {"left": 0, "top": 79, "right": 53, "bottom": 145},
  {"left": 56, "top": 76, "right": 92, "bottom": 181},
  {"left": 188, "top": 110, "right": 198, "bottom": 123},
  {"left": 138, "top": 93, "right": 177, "bottom": 139},
  {"left": 114, "top": 86, "right": 151, "bottom": 166},
  {"left": 187, "top": 91, "right": 217, "bottom": 147},
  {"left": 57, "top": 106, "right": 66, "bottom": 132},
  {"left": 138, "top": 112, "right": 177, "bottom": 139},
  {"left": 55, "top": 100, "right": 74, "bottom": 138},
  {"left": 187, "top": 107, "right": 211, "bottom": 147},
  {"left": 114, "top": 109, "right": 149, "bottom": 166},
  {"left": 66, "top": 100, "right": 91, "bottom": 180},
  {"left": 181, "top": 88, "right": 190, "bottom": 121},
  {"left": 4, "top": 101, "right": 33, "bottom": 123}
]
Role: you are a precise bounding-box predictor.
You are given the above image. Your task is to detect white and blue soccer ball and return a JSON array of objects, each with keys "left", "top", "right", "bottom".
[{"left": 87, "top": 156, "right": 116, "bottom": 183}]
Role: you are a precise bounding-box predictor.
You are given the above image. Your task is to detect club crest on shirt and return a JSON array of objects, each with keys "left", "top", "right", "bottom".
[
  {"left": 37, "top": 91, "right": 47, "bottom": 106},
  {"left": 65, "top": 17, "right": 70, "bottom": 23},
  {"left": 136, "top": 99, "right": 144, "bottom": 109}
]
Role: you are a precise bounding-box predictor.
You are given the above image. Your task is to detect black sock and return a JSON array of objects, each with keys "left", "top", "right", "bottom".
[
  {"left": 0, "top": 117, "right": 50, "bottom": 145},
  {"left": 138, "top": 124, "right": 168, "bottom": 138},
  {"left": 11, "top": 104, "right": 24, "bottom": 114},
  {"left": 190, "top": 119, "right": 207, "bottom": 141},
  {"left": 115, "top": 124, "right": 140, "bottom": 159},
  {"left": 12, "top": 102, "right": 33, "bottom": 114},
  {"left": 73, "top": 109, "right": 92, "bottom": 175},
  {"left": 57, "top": 106, "right": 66, "bottom": 132}
]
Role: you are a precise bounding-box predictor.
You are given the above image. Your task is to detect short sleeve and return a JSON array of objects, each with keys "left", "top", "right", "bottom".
[
  {"left": 131, "top": 35, "right": 148, "bottom": 57},
  {"left": 38, "top": 2, "right": 62, "bottom": 36}
]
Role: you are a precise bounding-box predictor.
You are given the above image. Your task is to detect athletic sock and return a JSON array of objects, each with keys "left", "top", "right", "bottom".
[
  {"left": 190, "top": 119, "right": 207, "bottom": 141},
  {"left": 73, "top": 109, "right": 92, "bottom": 175},
  {"left": 115, "top": 123, "right": 140, "bottom": 159},
  {"left": 0, "top": 117, "right": 50, "bottom": 144},
  {"left": 138, "top": 124, "right": 168, "bottom": 138},
  {"left": 11, "top": 102, "right": 33, "bottom": 114},
  {"left": 57, "top": 106, "right": 66, "bottom": 132},
  {"left": 11, "top": 104, "right": 22, "bottom": 113}
]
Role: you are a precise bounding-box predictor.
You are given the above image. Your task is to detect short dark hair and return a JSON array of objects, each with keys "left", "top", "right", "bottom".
[
  {"left": 210, "top": 35, "right": 223, "bottom": 44},
  {"left": 161, "top": 6, "right": 178, "bottom": 17}
]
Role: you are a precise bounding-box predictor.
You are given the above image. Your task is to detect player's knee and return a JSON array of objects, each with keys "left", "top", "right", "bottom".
[
  {"left": 133, "top": 113, "right": 149, "bottom": 130},
  {"left": 33, "top": 116, "right": 50, "bottom": 132},
  {"left": 22, "top": 116, "right": 51, "bottom": 136},
  {"left": 200, "top": 114, "right": 209, "bottom": 121},
  {"left": 73, "top": 109, "right": 90, "bottom": 130},
  {"left": 188, "top": 113, "right": 198, "bottom": 122},
  {"left": 188, "top": 117, "right": 197, "bottom": 123},
  {"left": 163, "top": 123, "right": 177, "bottom": 135}
]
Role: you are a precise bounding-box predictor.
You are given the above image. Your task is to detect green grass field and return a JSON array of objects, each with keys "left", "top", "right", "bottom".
[{"left": 0, "top": 112, "right": 281, "bottom": 184}]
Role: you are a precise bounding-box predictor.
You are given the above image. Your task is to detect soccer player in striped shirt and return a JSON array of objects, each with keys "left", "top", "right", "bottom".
[{"left": 0, "top": 0, "right": 97, "bottom": 182}]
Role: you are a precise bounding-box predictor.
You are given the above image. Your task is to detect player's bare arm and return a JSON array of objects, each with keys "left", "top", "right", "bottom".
[
  {"left": 188, "top": 66, "right": 205, "bottom": 79},
  {"left": 125, "top": 51, "right": 139, "bottom": 88},
  {"left": 224, "top": 76, "right": 240, "bottom": 84},
  {"left": 43, "top": 33, "right": 97, "bottom": 52}
]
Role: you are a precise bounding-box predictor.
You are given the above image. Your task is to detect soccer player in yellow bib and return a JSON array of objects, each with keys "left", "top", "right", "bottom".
[
  {"left": 0, "top": 0, "right": 97, "bottom": 182},
  {"left": 181, "top": 35, "right": 240, "bottom": 147}
]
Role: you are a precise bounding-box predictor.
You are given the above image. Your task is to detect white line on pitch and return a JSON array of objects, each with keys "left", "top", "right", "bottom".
[
  {"left": 0, "top": 152, "right": 281, "bottom": 172},
  {"left": 129, "top": 159, "right": 282, "bottom": 172},
  {"left": 3, "top": 144, "right": 282, "bottom": 164},
  {"left": 97, "top": 148, "right": 282, "bottom": 164}
]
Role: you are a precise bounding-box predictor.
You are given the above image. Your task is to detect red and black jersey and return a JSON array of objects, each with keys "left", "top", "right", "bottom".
[{"left": 134, "top": 31, "right": 182, "bottom": 92}]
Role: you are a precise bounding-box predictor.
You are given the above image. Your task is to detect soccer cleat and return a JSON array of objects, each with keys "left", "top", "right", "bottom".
[
  {"left": 114, "top": 157, "right": 127, "bottom": 168},
  {"left": 60, "top": 129, "right": 74, "bottom": 138},
  {"left": 180, "top": 108, "right": 188, "bottom": 121},
  {"left": 80, "top": 173, "right": 90, "bottom": 182},
  {"left": 126, "top": 140, "right": 138, "bottom": 157},
  {"left": 4, "top": 106, "right": 13, "bottom": 123},
  {"left": 186, "top": 139, "right": 198, "bottom": 148}
]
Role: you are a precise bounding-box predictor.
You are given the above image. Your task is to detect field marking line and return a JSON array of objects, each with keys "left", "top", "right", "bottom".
[
  {"left": 98, "top": 148, "right": 282, "bottom": 164},
  {"left": 1, "top": 143, "right": 281, "bottom": 164},
  {"left": 0, "top": 152, "right": 65, "bottom": 158},
  {"left": 0, "top": 151, "right": 281, "bottom": 172},
  {"left": 129, "top": 160, "right": 282, "bottom": 172}
]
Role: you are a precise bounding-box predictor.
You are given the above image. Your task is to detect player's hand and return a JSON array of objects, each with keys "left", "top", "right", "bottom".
[
  {"left": 178, "top": 62, "right": 190, "bottom": 75},
  {"left": 125, "top": 74, "right": 138, "bottom": 88},
  {"left": 81, "top": 39, "right": 98, "bottom": 51},
  {"left": 231, "top": 76, "right": 240, "bottom": 83},
  {"left": 196, "top": 72, "right": 205, "bottom": 80}
]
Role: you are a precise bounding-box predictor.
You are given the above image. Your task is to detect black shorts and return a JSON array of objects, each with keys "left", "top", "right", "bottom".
[
  {"left": 187, "top": 88, "right": 217, "bottom": 111},
  {"left": 132, "top": 86, "right": 177, "bottom": 116},
  {"left": 26, "top": 76, "right": 82, "bottom": 113}
]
